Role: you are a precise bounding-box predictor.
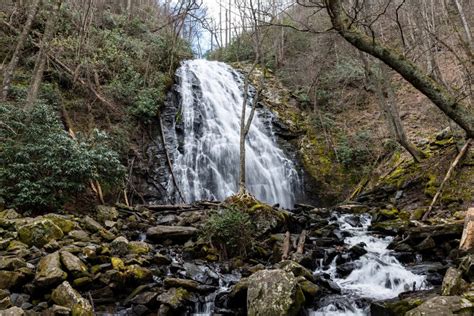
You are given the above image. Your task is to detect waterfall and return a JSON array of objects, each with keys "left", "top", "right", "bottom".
[{"left": 167, "top": 60, "right": 300, "bottom": 208}]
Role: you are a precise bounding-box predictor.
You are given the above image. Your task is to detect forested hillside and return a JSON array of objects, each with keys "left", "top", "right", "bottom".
[{"left": 0, "top": 1, "right": 473, "bottom": 315}]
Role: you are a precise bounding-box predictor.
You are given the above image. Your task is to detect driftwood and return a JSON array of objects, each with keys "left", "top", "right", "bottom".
[
  {"left": 282, "top": 231, "right": 291, "bottom": 261},
  {"left": 422, "top": 139, "right": 472, "bottom": 220},
  {"left": 296, "top": 230, "right": 307, "bottom": 254},
  {"left": 460, "top": 208, "right": 474, "bottom": 252}
]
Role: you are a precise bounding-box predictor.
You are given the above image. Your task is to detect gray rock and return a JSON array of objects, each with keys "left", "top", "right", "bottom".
[
  {"left": 405, "top": 296, "right": 474, "bottom": 316},
  {"left": 51, "top": 281, "right": 93, "bottom": 315},
  {"left": 1, "top": 306, "right": 25, "bottom": 315},
  {"left": 96, "top": 205, "right": 119, "bottom": 224},
  {"left": 247, "top": 269, "right": 305, "bottom": 316},
  {"left": 441, "top": 267, "right": 468, "bottom": 296},
  {"left": 60, "top": 251, "right": 88, "bottom": 278},
  {"left": 146, "top": 225, "right": 197, "bottom": 242},
  {"left": 110, "top": 236, "right": 129, "bottom": 256},
  {"left": 34, "top": 252, "right": 67, "bottom": 288}
]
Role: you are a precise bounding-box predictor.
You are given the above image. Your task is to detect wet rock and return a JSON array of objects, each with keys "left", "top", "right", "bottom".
[
  {"left": 157, "top": 287, "right": 191, "bottom": 311},
  {"left": 17, "top": 219, "right": 63, "bottom": 247},
  {"left": 349, "top": 243, "right": 367, "bottom": 259},
  {"left": 128, "top": 241, "right": 150, "bottom": 255},
  {"left": 405, "top": 296, "right": 474, "bottom": 316},
  {"left": 110, "top": 236, "right": 129, "bottom": 256},
  {"left": 34, "top": 251, "right": 67, "bottom": 288},
  {"left": 51, "top": 281, "right": 93, "bottom": 316},
  {"left": 0, "top": 257, "right": 26, "bottom": 270},
  {"left": 228, "top": 277, "right": 249, "bottom": 308},
  {"left": 0, "top": 271, "right": 26, "bottom": 290},
  {"left": 43, "top": 214, "right": 75, "bottom": 233},
  {"left": 96, "top": 205, "right": 119, "bottom": 223},
  {"left": 247, "top": 269, "right": 305, "bottom": 316},
  {"left": 336, "top": 262, "right": 359, "bottom": 278},
  {"left": 415, "top": 236, "right": 436, "bottom": 251},
  {"left": 146, "top": 225, "right": 197, "bottom": 242},
  {"left": 60, "top": 251, "right": 88, "bottom": 278},
  {"left": 152, "top": 253, "right": 172, "bottom": 266},
  {"left": 441, "top": 267, "right": 468, "bottom": 296},
  {"left": 183, "top": 262, "right": 218, "bottom": 285}
]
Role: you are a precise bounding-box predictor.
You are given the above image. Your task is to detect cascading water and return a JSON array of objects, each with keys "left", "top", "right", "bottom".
[
  {"left": 310, "top": 214, "right": 430, "bottom": 315},
  {"left": 167, "top": 59, "right": 300, "bottom": 208}
]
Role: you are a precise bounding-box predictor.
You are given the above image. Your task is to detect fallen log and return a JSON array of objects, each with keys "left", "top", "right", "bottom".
[{"left": 282, "top": 231, "right": 291, "bottom": 261}]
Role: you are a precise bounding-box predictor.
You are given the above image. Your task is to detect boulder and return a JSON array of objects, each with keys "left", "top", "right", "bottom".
[
  {"left": 34, "top": 252, "right": 67, "bottom": 288},
  {"left": 128, "top": 241, "right": 150, "bottom": 255},
  {"left": 60, "top": 251, "right": 88, "bottom": 278},
  {"left": 43, "top": 214, "right": 75, "bottom": 233},
  {"left": 146, "top": 225, "right": 197, "bottom": 242},
  {"left": 110, "top": 236, "right": 129, "bottom": 256},
  {"left": 17, "top": 219, "right": 63, "bottom": 247},
  {"left": 0, "top": 257, "right": 26, "bottom": 270},
  {"left": 51, "top": 281, "right": 93, "bottom": 316},
  {"left": 96, "top": 205, "right": 119, "bottom": 223},
  {"left": 277, "top": 260, "right": 315, "bottom": 282},
  {"left": 405, "top": 296, "right": 474, "bottom": 316},
  {"left": 0, "top": 271, "right": 26, "bottom": 290},
  {"left": 247, "top": 269, "right": 305, "bottom": 316},
  {"left": 441, "top": 267, "right": 468, "bottom": 296},
  {"left": 157, "top": 287, "right": 191, "bottom": 310},
  {"left": 370, "top": 290, "right": 437, "bottom": 316}
]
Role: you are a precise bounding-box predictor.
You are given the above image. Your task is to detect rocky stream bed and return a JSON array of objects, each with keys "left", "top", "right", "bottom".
[{"left": 0, "top": 200, "right": 474, "bottom": 315}]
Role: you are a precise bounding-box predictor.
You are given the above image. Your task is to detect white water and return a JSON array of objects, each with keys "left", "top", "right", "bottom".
[
  {"left": 310, "top": 214, "right": 429, "bottom": 315},
  {"left": 169, "top": 60, "right": 300, "bottom": 208}
]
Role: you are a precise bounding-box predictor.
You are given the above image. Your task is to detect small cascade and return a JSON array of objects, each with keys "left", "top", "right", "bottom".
[
  {"left": 166, "top": 59, "right": 301, "bottom": 208},
  {"left": 310, "top": 214, "right": 430, "bottom": 315}
]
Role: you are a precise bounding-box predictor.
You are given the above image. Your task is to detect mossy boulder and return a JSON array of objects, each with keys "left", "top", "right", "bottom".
[
  {"left": 123, "top": 265, "right": 153, "bottom": 286},
  {"left": 18, "top": 219, "right": 63, "bottom": 247},
  {"left": 441, "top": 267, "right": 468, "bottom": 296},
  {"left": 60, "top": 251, "right": 88, "bottom": 278},
  {"left": 43, "top": 214, "right": 75, "bottom": 233},
  {"left": 96, "top": 205, "right": 119, "bottom": 224},
  {"left": 277, "top": 260, "right": 315, "bottom": 282},
  {"left": 405, "top": 296, "right": 474, "bottom": 316},
  {"left": 247, "top": 269, "right": 305, "bottom": 316},
  {"left": 157, "top": 287, "right": 191, "bottom": 310},
  {"left": 0, "top": 257, "right": 26, "bottom": 270},
  {"left": 128, "top": 241, "right": 150, "bottom": 255},
  {"left": 51, "top": 281, "right": 93, "bottom": 316},
  {"left": 34, "top": 252, "right": 67, "bottom": 288},
  {"left": 0, "top": 271, "right": 26, "bottom": 290}
]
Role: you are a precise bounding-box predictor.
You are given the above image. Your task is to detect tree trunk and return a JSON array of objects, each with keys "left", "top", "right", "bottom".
[
  {"left": 452, "top": 0, "right": 473, "bottom": 53},
  {"left": 460, "top": 207, "right": 474, "bottom": 252},
  {"left": 324, "top": 0, "right": 474, "bottom": 138},
  {"left": 26, "top": 1, "right": 60, "bottom": 108},
  {"left": 378, "top": 64, "right": 426, "bottom": 162},
  {"left": 1, "top": 0, "right": 40, "bottom": 101}
]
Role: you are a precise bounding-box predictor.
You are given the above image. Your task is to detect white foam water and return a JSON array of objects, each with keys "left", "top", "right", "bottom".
[
  {"left": 168, "top": 59, "right": 300, "bottom": 208},
  {"left": 309, "top": 214, "right": 429, "bottom": 315}
]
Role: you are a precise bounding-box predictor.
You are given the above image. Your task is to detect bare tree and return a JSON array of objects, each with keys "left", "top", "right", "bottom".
[
  {"left": 26, "top": 1, "right": 62, "bottom": 108},
  {"left": 322, "top": 0, "right": 474, "bottom": 139},
  {"left": 1, "top": 0, "right": 40, "bottom": 101}
]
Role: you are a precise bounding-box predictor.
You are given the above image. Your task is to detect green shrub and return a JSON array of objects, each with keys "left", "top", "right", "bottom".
[
  {"left": 201, "top": 207, "right": 253, "bottom": 259},
  {"left": 0, "top": 103, "right": 125, "bottom": 211}
]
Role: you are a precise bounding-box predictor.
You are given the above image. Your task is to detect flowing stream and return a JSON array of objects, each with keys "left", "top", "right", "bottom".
[
  {"left": 310, "top": 214, "right": 429, "bottom": 315},
  {"left": 167, "top": 60, "right": 300, "bottom": 208}
]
